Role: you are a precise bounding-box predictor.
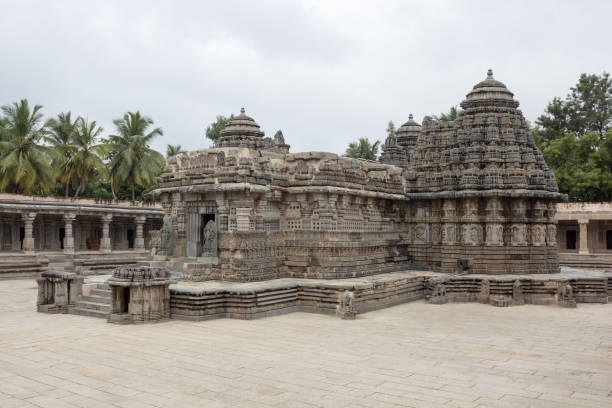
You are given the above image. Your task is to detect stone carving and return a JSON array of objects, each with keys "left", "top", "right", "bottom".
[
  {"left": 149, "top": 70, "right": 565, "bottom": 282},
  {"left": 150, "top": 230, "right": 161, "bottom": 256},
  {"left": 107, "top": 266, "right": 171, "bottom": 324},
  {"left": 202, "top": 220, "right": 217, "bottom": 257},
  {"left": 531, "top": 224, "right": 546, "bottom": 246},
  {"left": 36, "top": 270, "right": 83, "bottom": 314},
  {"left": 337, "top": 290, "right": 357, "bottom": 320},
  {"left": 429, "top": 283, "right": 448, "bottom": 304},
  {"left": 478, "top": 279, "right": 490, "bottom": 303},
  {"left": 558, "top": 284, "right": 576, "bottom": 308},
  {"left": 546, "top": 224, "right": 557, "bottom": 246},
  {"left": 463, "top": 223, "right": 482, "bottom": 245},
  {"left": 513, "top": 280, "right": 524, "bottom": 305},
  {"left": 274, "top": 130, "right": 285, "bottom": 145},
  {"left": 486, "top": 223, "right": 504, "bottom": 246},
  {"left": 511, "top": 224, "right": 527, "bottom": 246},
  {"left": 158, "top": 216, "right": 173, "bottom": 256}
]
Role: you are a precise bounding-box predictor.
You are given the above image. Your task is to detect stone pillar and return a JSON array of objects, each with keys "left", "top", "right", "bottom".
[
  {"left": 100, "top": 214, "right": 113, "bottom": 253},
  {"left": 578, "top": 219, "right": 589, "bottom": 254},
  {"left": 134, "top": 215, "right": 146, "bottom": 250},
  {"left": 236, "top": 208, "right": 251, "bottom": 231},
  {"left": 63, "top": 213, "right": 76, "bottom": 253},
  {"left": 21, "top": 212, "right": 36, "bottom": 252}
]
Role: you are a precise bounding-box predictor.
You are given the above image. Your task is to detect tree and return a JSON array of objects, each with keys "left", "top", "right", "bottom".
[
  {"left": 108, "top": 111, "right": 165, "bottom": 201},
  {"left": 205, "top": 114, "right": 233, "bottom": 145},
  {"left": 433, "top": 106, "right": 459, "bottom": 121},
  {"left": 536, "top": 72, "right": 612, "bottom": 146},
  {"left": 344, "top": 138, "right": 380, "bottom": 161},
  {"left": 45, "top": 112, "right": 78, "bottom": 197},
  {"left": 386, "top": 120, "right": 395, "bottom": 136},
  {"left": 166, "top": 144, "right": 184, "bottom": 157},
  {"left": 0, "top": 100, "right": 56, "bottom": 194},
  {"left": 64, "top": 118, "right": 107, "bottom": 197}
]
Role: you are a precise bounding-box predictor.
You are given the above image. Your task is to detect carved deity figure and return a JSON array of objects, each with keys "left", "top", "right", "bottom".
[
  {"left": 558, "top": 284, "right": 576, "bottom": 308},
  {"left": 337, "top": 290, "right": 357, "bottom": 320},
  {"left": 202, "top": 220, "right": 217, "bottom": 257},
  {"left": 158, "top": 216, "right": 173, "bottom": 256},
  {"left": 478, "top": 279, "right": 490, "bottom": 303},
  {"left": 513, "top": 280, "right": 524, "bottom": 305},
  {"left": 429, "top": 283, "right": 448, "bottom": 304}
]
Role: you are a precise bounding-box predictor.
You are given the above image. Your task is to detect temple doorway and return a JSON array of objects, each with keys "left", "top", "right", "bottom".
[
  {"left": 127, "top": 229, "right": 135, "bottom": 249},
  {"left": 566, "top": 230, "right": 577, "bottom": 250},
  {"left": 59, "top": 228, "right": 65, "bottom": 249}
]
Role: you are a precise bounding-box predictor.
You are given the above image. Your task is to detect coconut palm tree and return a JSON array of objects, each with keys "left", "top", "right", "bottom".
[
  {"left": 0, "top": 99, "right": 56, "bottom": 194},
  {"left": 166, "top": 144, "right": 184, "bottom": 157},
  {"left": 45, "top": 112, "right": 78, "bottom": 197},
  {"left": 108, "top": 111, "right": 164, "bottom": 201},
  {"left": 64, "top": 117, "right": 107, "bottom": 197},
  {"left": 344, "top": 138, "right": 381, "bottom": 161}
]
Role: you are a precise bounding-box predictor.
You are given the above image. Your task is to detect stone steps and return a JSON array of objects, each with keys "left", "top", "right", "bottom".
[{"left": 71, "top": 283, "right": 112, "bottom": 319}]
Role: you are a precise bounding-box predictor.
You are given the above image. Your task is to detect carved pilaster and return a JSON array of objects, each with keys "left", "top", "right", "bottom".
[
  {"left": 62, "top": 213, "right": 76, "bottom": 253},
  {"left": 100, "top": 214, "right": 113, "bottom": 253},
  {"left": 134, "top": 215, "right": 146, "bottom": 250},
  {"left": 21, "top": 212, "right": 36, "bottom": 252}
]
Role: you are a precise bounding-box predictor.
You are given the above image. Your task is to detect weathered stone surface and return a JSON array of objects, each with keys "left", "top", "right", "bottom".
[{"left": 107, "top": 266, "right": 171, "bottom": 324}]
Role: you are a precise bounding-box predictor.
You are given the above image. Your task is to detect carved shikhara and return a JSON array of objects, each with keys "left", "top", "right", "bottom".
[{"left": 150, "top": 71, "right": 566, "bottom": 282}]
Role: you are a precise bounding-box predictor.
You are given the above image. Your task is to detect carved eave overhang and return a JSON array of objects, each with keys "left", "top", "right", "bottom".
[
  {"left": 406, "top": 190, "right": 567, "bottom": 201},
  {"left": 0, "top": 202, "right": 163, "bottom": 217}
]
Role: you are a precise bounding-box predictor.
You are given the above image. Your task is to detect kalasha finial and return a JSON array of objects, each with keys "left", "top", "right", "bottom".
[
  {"left": 487, "top": 69, "right": 493, "bottom": 79},
  {"left": 240, "top": 107, "right": 245, "bottom": 114},
  {"left": 409, "top": 113, "right": 413, "bottom": 120}
]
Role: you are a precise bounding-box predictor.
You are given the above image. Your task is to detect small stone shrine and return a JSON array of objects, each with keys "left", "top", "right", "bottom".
[
  {"left": 107, "top": 266, "right": 171, "bottom": 324},
  {"left": 36, "top": 270, "right": 82, "bottom": 313}
]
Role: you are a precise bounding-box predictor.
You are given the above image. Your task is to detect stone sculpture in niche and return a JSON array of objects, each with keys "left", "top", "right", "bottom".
[
  {"left": 202, "top": 220, "right": 217, "bottom": 258},
  {"left": 158, "top": 216, "right": 173, "bottom": 256}
]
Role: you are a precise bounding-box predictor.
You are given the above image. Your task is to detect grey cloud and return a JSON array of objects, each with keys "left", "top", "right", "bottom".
[{"left": 0, "top": 0, "right": 611, "bottom": 156}]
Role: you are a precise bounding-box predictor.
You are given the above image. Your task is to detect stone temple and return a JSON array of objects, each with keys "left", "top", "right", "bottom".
[
  {"left": 33, "top": 71, "right": 612, "bottom": 321},
  {"left": 151, "top": 70, "right": 563, "bottom": 281}
]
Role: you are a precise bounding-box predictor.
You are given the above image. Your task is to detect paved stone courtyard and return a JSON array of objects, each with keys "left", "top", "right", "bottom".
[{"left": 1, "top": 279, "right": 611, "bottom": 408}]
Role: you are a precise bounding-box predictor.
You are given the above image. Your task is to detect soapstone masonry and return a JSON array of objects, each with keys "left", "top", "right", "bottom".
[{"left": 151, "top": 70, "right": 565, "bottom": 282}]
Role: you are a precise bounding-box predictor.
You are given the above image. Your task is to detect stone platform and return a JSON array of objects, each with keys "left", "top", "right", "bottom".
[{"left": 166, "top": 267, "right": 612, "bottom": 321}]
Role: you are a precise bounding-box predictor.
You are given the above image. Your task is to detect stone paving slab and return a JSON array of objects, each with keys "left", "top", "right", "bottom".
[{"left": 2, "top": 278, "right": 612, "bottom": 407}]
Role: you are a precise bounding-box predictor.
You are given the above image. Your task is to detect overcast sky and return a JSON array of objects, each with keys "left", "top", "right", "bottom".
[{"left": 1, "top": 0, "right": 611, "bottom": 155}]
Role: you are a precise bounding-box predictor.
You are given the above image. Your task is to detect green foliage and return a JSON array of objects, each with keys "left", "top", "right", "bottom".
[
  {"left": 541, "top": 130, "right": 612, "bottom": 201},
  {"left": 166, "top": 144, "right": 184, "bottom": 157},
  {"left": 433, "top": 106, "right": 459, "bottom": 121},
  {"left": 344, "top": 138, "right": 380, "bottom": 161},
  {"left": 535, "top": 72, "right": 612, "bottom": 202},
  {"left": 205, "top": 114, "right": 233, "bottom": 145},
  {"left": 45, "top": 112, "right": 78, "bottom": 196},
  {"left": 536, "top": 72, "right": 612, "bottom": 146},
  {"left": 65, "top": 118, "right": 107, "bottom": 197},
  {"left": 107, "top": 111, "right": 165, "bottom": 201},
  {"left": 0, "top": 100, "right": 57, "bottom": 194},
  {"left": 386, "top": 120, "right": 395, "bottom": 136}
]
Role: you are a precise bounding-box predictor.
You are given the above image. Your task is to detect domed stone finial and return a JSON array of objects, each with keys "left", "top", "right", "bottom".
[
  {"left": 409, "top": 113, "right": 413, "bottom": 120},
  {"left": 487, "top": 69, "right": 493, "bottom": 79},
  {"left": 240, "top": 107, "right": 245, "bottom": 114}
]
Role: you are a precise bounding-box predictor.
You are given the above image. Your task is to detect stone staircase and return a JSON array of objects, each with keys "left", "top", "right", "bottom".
[
  {"left": 47, "top": 254, "right": 75, "bottom": 272},
  {"left": 71, "top": 283, "right": 111, "bottom": 318}
]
